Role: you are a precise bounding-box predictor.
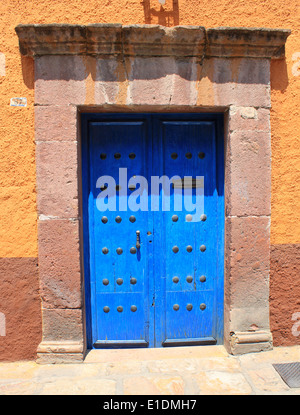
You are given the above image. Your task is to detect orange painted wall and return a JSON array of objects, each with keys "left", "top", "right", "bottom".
[{"left": 0, "top": 0, "right": 299, "bottom": 259}]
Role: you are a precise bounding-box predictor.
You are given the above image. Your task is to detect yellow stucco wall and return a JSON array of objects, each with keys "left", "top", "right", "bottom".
[{"left": 0, "top": 0, "right": 299, "bottom": 257}]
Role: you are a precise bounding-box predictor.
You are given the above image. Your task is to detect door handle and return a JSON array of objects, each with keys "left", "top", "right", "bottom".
[{"left": 136, "top": 230, "right": 141, "bottom": 249}]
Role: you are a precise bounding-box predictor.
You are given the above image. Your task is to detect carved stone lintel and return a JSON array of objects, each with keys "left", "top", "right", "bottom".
[{"left": 15, "top": 24, "right": 290, "bottom": 59}]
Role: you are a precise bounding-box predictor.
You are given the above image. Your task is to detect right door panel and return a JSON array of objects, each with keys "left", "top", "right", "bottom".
[{"left": 153, "top": 115, "right": 224, "bottom": 347}]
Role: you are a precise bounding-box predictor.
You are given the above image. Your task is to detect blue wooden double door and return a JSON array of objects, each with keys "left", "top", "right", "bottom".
[{"left": 82, "top": 113, "right": 224, "bottom": 348}]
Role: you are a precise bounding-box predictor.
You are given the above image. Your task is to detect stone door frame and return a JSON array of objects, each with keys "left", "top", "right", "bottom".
[{"left": 15, "top": 24, "right": 290, "bottom": 363}]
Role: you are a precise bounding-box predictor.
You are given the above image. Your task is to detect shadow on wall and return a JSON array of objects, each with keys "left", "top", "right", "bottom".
[
  {"left": 142, "top": 0, "right": 179, "bottom": 26},
  {"left": 270, "top": 58, "right": 289, "bottom": 92},
  {"left": 21, "top": 55, "right": 34, "bottom": 89},
  {"left": 22, "top": 53, "right": 289, "bottom": 93},
  {"left": 29, "top": 54, "right": 283, "bottom": 87}
]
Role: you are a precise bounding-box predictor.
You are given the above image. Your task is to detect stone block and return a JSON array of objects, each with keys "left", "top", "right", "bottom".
[
  {"left": 229, "top": 106, "right": 270, "bottom": 132},
  {"left": 94, "top": 58, "right": 120, "bottom": 105},
  {"left": 197, "top": 58, "right": 271, "bottom": 108},
  {"left": 35, "top": 56, "right": 86, "bottom": 105},
  {"left": 214, "top": 82, "right": 271, "bottom": 108},
  {"left": 38, "top": 219, "right": 82, "bottom": 309},
  {"left": 40, "top": 378, "right": 116, "bottom": 394},
  {"left": 225, "top": 216, "right": 271, "bottom": 336},
  {"left": 35, "top": 105, "right": 77, "bottom": 141},
  {"left": 247, "top": 367, "right": 290, "bottom": 392},
  {"left": 127, "top": 57, "right": 175, "bottom": 105},
  {"left": 35, "top": 141, "right": 79, "bottom": 218},
  {"left": 123, "top": 376, "right": 185, "bottom": 395},
  {"left": 192, "top": 371, "right": 252, "bottom": 394},
  {"left": 225, "top": 130, "right": 271, "bottom": 216},
  {"left": 40, "top": 309, "right": 83, "bottom": 342}
]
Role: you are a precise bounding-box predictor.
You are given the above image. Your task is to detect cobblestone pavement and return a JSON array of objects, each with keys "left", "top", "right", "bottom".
[{"left": 0, "top": 346, "right": 299, "bottom": 395}]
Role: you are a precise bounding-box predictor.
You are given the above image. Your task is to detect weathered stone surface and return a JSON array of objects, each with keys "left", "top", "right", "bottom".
[
  {"left": 38, "top": 219, "right": 81, "bottom": 309},
  {"left": 93, "top": 57, "right": 120, "bottom": 105},
  {"left": 224, "top": 216, "right": 272, "bottom": 350},
  {"left": 229, "top": 106, "right": 270, "bottom": 132},
  {"left": 37, "top": 340, "right": 84, "bottom": 354},
  {"left": 170, "top": 62, "right": 198, "bottom": 105},
  {"left": 212, "top": 57, "right": 270, "bottom": 85},
  {"left": 16, "top": 24, "right": 206, "bottom": 58},
  {"left": 40, "top": 309, "right": 83, "bottom": 342},
  {"left": 206, "top": 27, "right": 291, "bottom": 59},
  {"left": 35, "top": 105, "right": 77, "bottom": 141},
  {"left": 35, "top": 56, "right": 87, "bottom": 105},
  {"left": 146, "top": 357, "right": 241, "bottom": 374},
  {"left": 16, "top": 24, "right": 290, "bottom": 59},
  {"left": 36, "top": 340, "right": 85, "bottom": 364},
  {"left": 127, "top": 57, "right": 198, "bottom": 106},
  {"left": 225, "top": 130, "right": 271, "bottom": 217},
  {"left": 215, "top": 83, "right": 271, "bottom": 108},
  {"left": 196, "top": 357, "right": 241, "bottom": 372},
  {"left": 147, "top": 358, "right": 200, "bottom": 374},
  {"left": 247, "top": 366, "right": 290, "bottom": 392},
  {"left": 0, "top": 362, "right": 38, "bottom": 380},
  {"left": 193, "top": 371, "right": 252, "bottom": 394},
  {"left": 86, "top": 24, "right": 123, "bottom": 56},
  {"left": 85, "top": 345, "right": 228, "bottom": 363},
  {"left": 127, "top": 57, "right": 179, "bottom": 105},
  {"left": 230, "top": 308, "right": 272, "bottom": 335},
  {"left": 121, "top": 25, "right": 206, "bottom": 57},
  {"left": 33, "top": 362, "right": 89, "bottom": 379},
  {"left": 41, "top": 378, "right": 116, "bottom": 395},
  {"left": 196, "top": 58, "right": 271, "bottom": 108},
  {"left": 1, "top": 346, "right": 300, "bottom": 394},
  {"left": 106, "top": 361, "right": 143, "bottom": 375},
  {"left": 123, "top": 376, "right": 185, "bottom": 395},
  {"left": 15, "top": 24, "right": 87, "bottom": 56},
  {"left": 36, "top": 353, "right": 84, "bottom": 364},
  {"left": 0, "top": 380, "right": 41, "bottom": 395},
  {"left": 238, "top": 345, "right": 300, "bottom": 368},
  {"left": 225, "top": 216, "right": 270, "bottom": 311},
  {"left": 230, "top": 331, "right": 273, "bottom": 355},
  {"left": 35, "top": 141, "right": 78, "bottom": 218}
]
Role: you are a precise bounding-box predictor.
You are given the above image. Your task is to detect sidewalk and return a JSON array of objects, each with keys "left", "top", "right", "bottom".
[{"left": 0, "top": 345, "right": 299, "bottom": 395}]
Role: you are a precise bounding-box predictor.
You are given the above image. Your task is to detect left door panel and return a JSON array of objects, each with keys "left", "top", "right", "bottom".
[{"left": 85, "top": 116, "right": 153, "bottom": 348}]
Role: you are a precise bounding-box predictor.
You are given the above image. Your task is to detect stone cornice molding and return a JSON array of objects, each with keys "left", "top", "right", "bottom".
[
  {"left": 206, "top": 27, "right": 291, "bottom": 59},
  {"left": 15, "top": 24, "right": 290, "bottom": 59}
]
